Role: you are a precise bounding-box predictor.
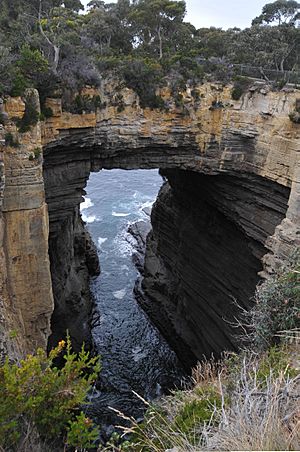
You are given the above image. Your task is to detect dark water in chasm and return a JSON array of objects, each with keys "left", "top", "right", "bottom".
[{"left": 80, "top": 169, "right": 185, "bottom": 434}]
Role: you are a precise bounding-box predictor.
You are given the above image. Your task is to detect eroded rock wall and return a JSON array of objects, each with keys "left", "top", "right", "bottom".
[
  {"left": 139, "top": 170, "right": 290, "bottom": 366},
  {"left": 0, "top": 80, "right": 299, "bottom": 360},
  {"left": 0, "top": 91, "right": 53, "bottom": 359}
]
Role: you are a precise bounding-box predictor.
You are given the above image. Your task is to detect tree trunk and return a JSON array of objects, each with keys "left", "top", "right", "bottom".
[
  {"left": 53, "top": 45, "right": 60, "bottom": 74},
  {"left": 38, "top": 0, "right": 60, "bottom": 74},
  {"left": 157, "top": 26, "right": 163, "bottom": 59}
]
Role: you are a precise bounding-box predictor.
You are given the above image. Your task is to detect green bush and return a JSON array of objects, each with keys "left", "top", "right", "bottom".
[
  {"left": 10, "top": 70, "right": 30, "bottom": 97},
  {"left": 5, "top": 132, "right": 19, "bottom": 147},
  {"left": 16, "top": 93, "right": 39, "bottom": 133},
  {"left": 256, "top": 346, "right": 299, "bottom": 383},
  {"left": 70, "top": 94, "right": 103, "bottom": 114},
  {"left": 29, "top": 148, "right": 42, "bottom": 161},
  {"left": 67, "top": 412, "right": 99, "bottom": 449},
  {"left": 0, "top": 337, "right": 100, "bottom": 450},
  {"left": 251, "top": 255, "right": 300, "bottom": 350},
  {"left": 174, "top": 387, "right": 221, "bottom": 444},
  {"left": 119, "top": 59, "right": 166, "bottom": 109},
  {"left": 231, "top": 76, "right": 252, "bottom": 100},
  {"left": 40, "top": 106, "right": 54, "bottom": 121}
]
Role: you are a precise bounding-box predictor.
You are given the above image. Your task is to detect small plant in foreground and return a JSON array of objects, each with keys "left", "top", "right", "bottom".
[
  {"left": 0, "top": 336, "right": 100, "bottom": 450},
  {"left": 67, "top": 412, "right": 99, "bottom": 450}
]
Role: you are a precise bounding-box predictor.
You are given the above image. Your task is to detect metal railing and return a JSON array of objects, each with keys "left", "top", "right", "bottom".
[{"left": 195, "top": 57, "right": 300, "bottom": 84}]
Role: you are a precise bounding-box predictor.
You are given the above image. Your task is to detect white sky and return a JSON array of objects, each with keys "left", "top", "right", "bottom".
[{"left": 81, "top": 0, "right": 268, "bottom": 29}]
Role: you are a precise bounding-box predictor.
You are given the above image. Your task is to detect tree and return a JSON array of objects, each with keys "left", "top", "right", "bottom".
[
  {"left": 37, "top": 0, "right": 83, "bottom": 73},
  {"left": 131, "top": 0, "right": 186, "bottom": 59},
  {"left": 252, "top": 0, "right": 300, "bottom": 25}
]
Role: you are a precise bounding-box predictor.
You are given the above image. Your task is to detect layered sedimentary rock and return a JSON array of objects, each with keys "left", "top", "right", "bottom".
[
  {"left": 0, "top": 80, "right": 299, "bottom": 360},
  {"left": 0, "top": 91, "right": 53, "bottom": 358},
  {"left": 139, "top": 170, "right": 290, "bottom": 366}
]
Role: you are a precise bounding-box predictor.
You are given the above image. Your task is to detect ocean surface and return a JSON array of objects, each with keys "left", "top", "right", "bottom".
[{"left": 80, "top": 169, "right": 184, "bottom": 431}]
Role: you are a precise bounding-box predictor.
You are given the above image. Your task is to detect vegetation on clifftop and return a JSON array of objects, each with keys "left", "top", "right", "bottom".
[{"left": 0, "top": 0, "right": 299, "bottom": 110}]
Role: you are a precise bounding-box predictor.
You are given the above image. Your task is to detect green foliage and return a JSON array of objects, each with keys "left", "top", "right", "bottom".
[
  {"left": 256, "top": 345, "right": 299, "bottom": 382},
  {"left": 119, "top": 59, "right": 166, "bottom": 109},
  {"left": 174, "top": 387, "right": 221, "bottom": 443},
  {"left": 231, "top": 76, "right": 252, "bottom": 100},
  {"left": 251, "top": 254, "right": 300, "bottom": 350},
  {"left": 40, "top": 106, "right": 54, "bottom": 121},
  {"left": 18, "top": 45, "right": 49, "bottom": 82},
  {"left": 69, "top": 94, "right": 103, "bottom": 114},
  {"left": 67, "top": 412, "right": 99, "bottom": 449},
  {"left": 29, "top": 148, "right": 42, "bottom": 161},
  {"left": 10, "top": 70, "right": 30, "bottom": 97},
  {"left": 4, "top": 132, "right": 19, "bottom": 147},
  {"left": 16, "top": 93, "right": 39, "bottom": 133},
  {"left": 252, "top": 0, "right": 300, "bottom": 25},
  {"left": 0, "top": 336, "right": 100, "bottom": 450}
]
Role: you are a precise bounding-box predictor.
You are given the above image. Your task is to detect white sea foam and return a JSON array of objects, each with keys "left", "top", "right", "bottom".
[
  {"left": 113, "top": 288, "right": 126, "bottom": 300},
  {"left": 113, "top": 232, "right": 134, "bottom": 257},
  {"left": 98, "top": 237, "right": 107, "bottom": 248},
  {"left": 81, "top": 213, "right": 96, "bottom": 223},
  {"left": 80, "top": 197, "right": 94, "bottom": 211},
  {"left": 112, "top": 211, "right": 130, "bottom": 217},
  {"left": 141, "top": 200, "right": 154, "bottom": 210}
]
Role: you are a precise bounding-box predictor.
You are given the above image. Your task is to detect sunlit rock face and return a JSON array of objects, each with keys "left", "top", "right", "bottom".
[
  {"left": 0, "top": 80, "right": 299, "bottom": 360},
  {"left": 0, "top": 91, "right": 53, "bottom": 359}
]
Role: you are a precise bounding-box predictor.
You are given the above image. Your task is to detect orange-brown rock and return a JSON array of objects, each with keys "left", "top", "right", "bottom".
[{"left": 0, "top": 80, "right": 299, "bottom": 361}]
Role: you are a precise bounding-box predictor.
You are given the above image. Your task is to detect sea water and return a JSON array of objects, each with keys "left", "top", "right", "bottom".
[{"left": 80, "top": 169, "right": 184, "bottom": 430}]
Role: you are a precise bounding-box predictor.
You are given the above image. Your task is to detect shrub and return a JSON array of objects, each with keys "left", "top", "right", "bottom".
[
  {"left": 5, "top": 132, "right": 19, "bottom": 147},
  {"left": 17, "top": 45, "right": 49, "bottom": 85},
  {"left": 29, "top": 148, "right": 42, "bottom": 161},
  {"left": 67, "top": 412, "right": 99, "bottom": 449},
  {"left": 289, "top": 110, "right": 300, "bottom": 123},
  {"left": 250, "top": 254, "right": 300, "bottom": 351},
  {"left": 69, "top": 94, "right": 103, "bottom": 114},
  {"left": 0, "top": 111, "right": 8, "bottom": 125},
  {"left": 10, "top": 70, "right": 30, "bottom": 97},
  {"left": 40, "top": 106, "right": 54, "bottom": 121},
  {"left": 174, "top": 388, "right": 221, "bottom": 444},
  {"left": 16, "top": 93, "right": 39, "bottom": 133},
  {"left": 231, "top": 76, "right": 252, "bottom": 100},
  {"left": 0, "top": 337, "right": 100, "bottom": 450},
  {"left": 289, "top": 100, "right": 300, "bottom": 123},
  {"left": 206, "top": 351, "right": 300, "bottom": 451},
  {"left": 119, "top": 59, "right": 166, "bottom": 109}
]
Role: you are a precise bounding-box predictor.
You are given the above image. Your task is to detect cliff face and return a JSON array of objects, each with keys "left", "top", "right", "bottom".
[
  {"left": 139, "top": 170, "right": 290, "bottom": 366},
  {"left": 0, "top": 80, "right": 299, "bottom": 361},
  {"left": 0, "top": 91, "right": 53, "bottom": 359}
]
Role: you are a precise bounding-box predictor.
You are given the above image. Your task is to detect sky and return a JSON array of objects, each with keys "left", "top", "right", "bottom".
[{"left": 81, "top": 0, "right": 269, "bottom": 30}]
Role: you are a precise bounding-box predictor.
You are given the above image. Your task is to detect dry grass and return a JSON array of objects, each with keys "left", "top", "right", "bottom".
[
  {"left": 205, "top": 349, "right": 300, "bottom": 451},
  {"left": 102, "top": 344, "right": 300, "bottom": 452}
]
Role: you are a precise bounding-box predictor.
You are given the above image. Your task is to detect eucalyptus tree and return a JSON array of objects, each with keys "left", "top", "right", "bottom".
[
  {"left": 131, "top": 0, "right": 186, "bottom": 59},
  {"left": 252, "top": 0, "right": 300, "bottom": 25}
]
